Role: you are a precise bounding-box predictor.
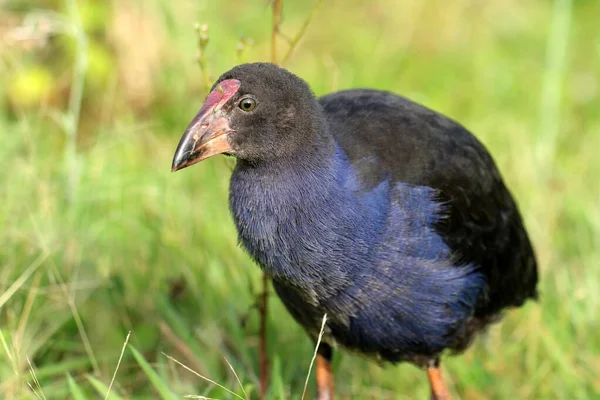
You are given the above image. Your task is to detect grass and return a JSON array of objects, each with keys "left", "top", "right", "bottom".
[{"left": 1, "top": 0, "right": 599, "bottom": 398}]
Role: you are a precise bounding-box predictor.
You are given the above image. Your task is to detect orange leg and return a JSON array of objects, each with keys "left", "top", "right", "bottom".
[
  {"left": 427, "top": 359, "right": 451, "bottom": 400},
  {"left": 316, "top": 344, "right": 334, "bottom": 400}
]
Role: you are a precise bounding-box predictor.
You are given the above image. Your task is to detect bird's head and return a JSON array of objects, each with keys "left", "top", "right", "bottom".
[{"left": 171, "top": 63, "right": 322, "bottom": 171}]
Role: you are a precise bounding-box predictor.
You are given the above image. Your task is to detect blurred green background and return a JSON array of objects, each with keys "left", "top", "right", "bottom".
[{"left": 0, "top": 0, "right": 598, "bottom": 398}]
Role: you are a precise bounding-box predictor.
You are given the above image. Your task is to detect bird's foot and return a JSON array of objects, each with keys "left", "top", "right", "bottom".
[
  {"left": 316, "top": 348, "right": 334, "bottom": 400},
  {"left": 427, "top": 359, "right": 451, "bottom": 400}
]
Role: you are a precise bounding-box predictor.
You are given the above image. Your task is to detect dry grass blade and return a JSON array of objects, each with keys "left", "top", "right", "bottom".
[
  {"left": 53, "top": 265, "right": 100, "bottom": 375},
  {"left": 27, "top": 356, "right": 46, "bottom": 400},
  {"left": 27, "top": 382, "right": 43, "bottom": 400},
  {"left": 162, "top": 352, "right": 245, "bottom": 400},
  {"left": 0, "top": 329, "right": 16, "bottom": 368},
  {"left": 105, "top": 330, "right": 131, "bottom": 400},
  {"left": 301, "top": 314, "right": 328, "bottom": 400},
  {"left": 15, "top": 273, "right": 42, "bottom": 351},
  {"left": 0, "top": 252, "right": 46, "bottom": 310},
  {"left": 159, "top": 321, "right": 208, "bottom": 376},
  {"left": 224, "top": 357, "right": 248, "bottom": 400}
]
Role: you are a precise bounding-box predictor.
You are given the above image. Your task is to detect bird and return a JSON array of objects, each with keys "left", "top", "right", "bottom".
[{"left": 171, "top": 63, "right": 538, "bottom": 400}]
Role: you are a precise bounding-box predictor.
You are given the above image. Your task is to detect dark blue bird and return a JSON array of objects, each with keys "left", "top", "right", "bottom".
[{"left": 172, "top": 63, "right": 538, "bottom": 400}]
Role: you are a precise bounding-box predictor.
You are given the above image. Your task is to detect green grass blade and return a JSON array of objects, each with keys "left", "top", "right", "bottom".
[
  {"left": 130, "top": 346, "right": 176, "bottom": 399},
  {"left": 66, "top": 373, "right": 87, "bottom": 400},
  {"left": 86, "top": 375, "right": 125, "bottom": 400}
]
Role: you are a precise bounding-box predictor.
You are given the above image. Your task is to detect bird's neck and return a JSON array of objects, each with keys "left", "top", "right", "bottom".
[
  {"left": 229, "top": 135, "right": 384, "bottom": 287},
  {"left": 231, "top": 132, "right": 338, "bottom": 211}
]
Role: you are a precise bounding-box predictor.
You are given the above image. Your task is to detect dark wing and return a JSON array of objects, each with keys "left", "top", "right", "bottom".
[{"left": 319, "top": 89, "right": 538, "bottom": 316}]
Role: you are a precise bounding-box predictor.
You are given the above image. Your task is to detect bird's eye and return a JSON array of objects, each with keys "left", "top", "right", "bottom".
[{"left": 239, "top": 97, "right": 256, "bottom": 112}]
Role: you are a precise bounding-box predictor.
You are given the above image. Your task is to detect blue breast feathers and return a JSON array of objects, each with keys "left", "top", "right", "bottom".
[{"left": 229, "top": 144, "right": 485, "bottom": 360}]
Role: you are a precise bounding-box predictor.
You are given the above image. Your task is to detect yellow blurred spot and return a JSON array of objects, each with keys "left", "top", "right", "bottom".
[
  {"left": 7, "top": 66, "right": 54, "bottom": 108},
  {"left": 87, "top": 40, "right": 115, "bottom": 87}
]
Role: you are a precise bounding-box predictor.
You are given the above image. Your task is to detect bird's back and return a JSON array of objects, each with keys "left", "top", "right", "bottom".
[{"left": 319, "top": 89, "right": 538, "bottom": 320}]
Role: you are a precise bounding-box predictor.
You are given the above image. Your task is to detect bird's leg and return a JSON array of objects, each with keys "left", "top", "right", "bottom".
[
  {"left": 427, "top": 358, "right": 451, "bottom": 400},
  {"left": 315, "top": 343, "right": 334, "bottom": 400}
]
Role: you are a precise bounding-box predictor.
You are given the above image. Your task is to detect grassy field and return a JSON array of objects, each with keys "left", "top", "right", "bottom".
[{"left": 1, "top": 0, "right": 599, "bottom": 398}]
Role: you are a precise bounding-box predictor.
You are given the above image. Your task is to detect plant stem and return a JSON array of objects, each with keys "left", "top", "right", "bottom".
[
  {"left": 271, "top": 0, "right": 282, "bottom": 65},
  {"left": 258, "top": 0, "right": 327, "bottom": 396},
  {"left": 258, "top": 272, "right": 269, "bottom": 399},
  {"left": 281, "top": 0, "right": 324, "bottom": 66},
  {"left": 537, "top": 0, "right": 572, "bottom": 179},
  {"left": 257, "top": 3, "right": 284, "bottom": 398},
  {"left": 64, "top": 0, "right": 88, "bottom": 205}
]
